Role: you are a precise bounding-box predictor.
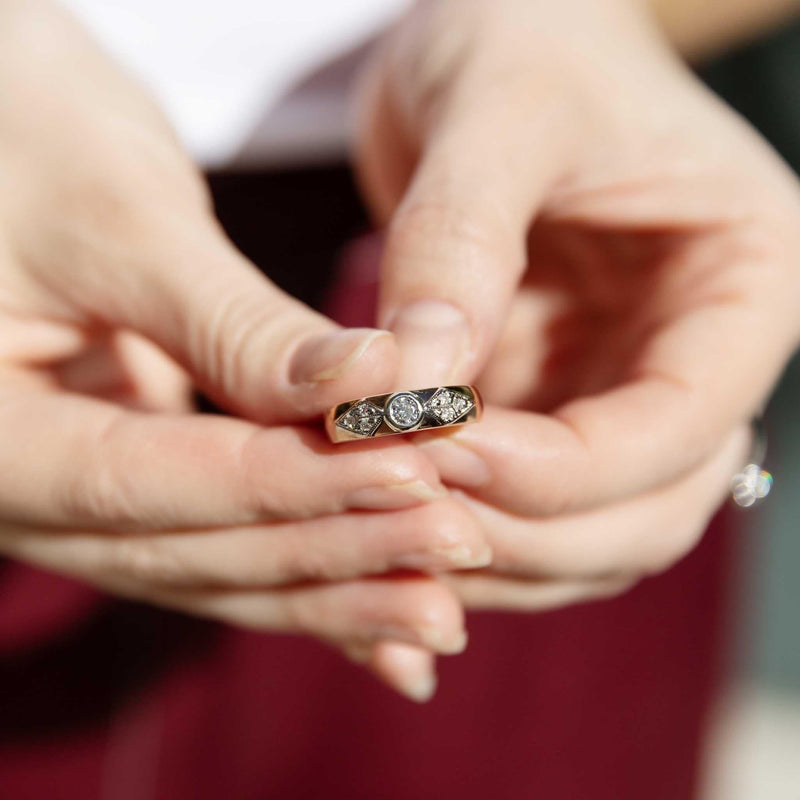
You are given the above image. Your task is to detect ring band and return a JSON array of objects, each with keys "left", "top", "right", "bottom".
[{"left": 325, "top": 385, "right": 482, "bottom": 443}]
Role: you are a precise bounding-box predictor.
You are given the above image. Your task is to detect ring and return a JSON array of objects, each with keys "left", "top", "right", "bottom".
[
  {"left": 325, "top": 385, "right": 483, "bottom": 443},
  {"left": 731, "top": 416, "right": 773, "bottom": 508}
]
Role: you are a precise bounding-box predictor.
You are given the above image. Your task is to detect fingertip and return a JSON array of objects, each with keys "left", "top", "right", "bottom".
[
  {"left": 288, "top": 328, "right": 386, "bottom": 382},
  {"left": 401, "top": 497, "right": 492, "bottom": 569},
  {"left": 341, "top": 435, "right": 445, "bottom": 502},
  {"left": 417, "top": 433, "right": 493, "bottom": 490},
  {"left": 287, "top": 327, "right": 400, "bottom": 414},
  {"left": 361, "top": 577, "right": 467, "bottom": 655},
  {"left": 368, "top": 642, "right": 438, "bottom": 703},
  {"left": 405, "top": 579, "right": 467, "bottom": 650}
]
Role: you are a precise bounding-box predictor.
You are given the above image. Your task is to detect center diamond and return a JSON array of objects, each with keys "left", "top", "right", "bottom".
[{"left": 385, "top": 393, "right": 423, "bottom": 431}]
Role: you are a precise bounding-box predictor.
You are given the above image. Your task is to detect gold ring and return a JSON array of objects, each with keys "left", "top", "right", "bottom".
[{"left": 325, "top": 385, "right": 483, "bottom": 443}]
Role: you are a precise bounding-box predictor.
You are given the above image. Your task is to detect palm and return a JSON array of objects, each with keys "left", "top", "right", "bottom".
[{"left": 476, "top": 205, "right": 755, "bottom": 417}]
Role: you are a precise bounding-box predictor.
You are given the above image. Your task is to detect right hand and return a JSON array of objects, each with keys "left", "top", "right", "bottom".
[
  {"left": 354, "top": 0, "right": 800, "bottom": 693},
  {"left": 0, "top": 0, "right": 490, "bottom": 701}
]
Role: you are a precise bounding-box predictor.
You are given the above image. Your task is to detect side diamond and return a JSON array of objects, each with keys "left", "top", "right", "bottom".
[
  {"left": 336, "top": 401, "right": 383, "bottom": 437},
  {"left": 424, "top": 389, "right": 473, "bottom": 424}
]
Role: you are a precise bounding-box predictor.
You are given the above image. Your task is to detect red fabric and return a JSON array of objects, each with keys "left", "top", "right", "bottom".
[
  {"left": 0, "top": 516, "right": 735, "bottom": 800},
  {"left": 0, "top": 239, "right": 737, "bottom": 799}
]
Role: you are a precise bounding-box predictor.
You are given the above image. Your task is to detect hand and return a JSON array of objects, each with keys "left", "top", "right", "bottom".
[
  {"left": 0, "top": 0, "right": 492, "bottom": 700},
  {"left": 356, "top": 0, "right": 800, "bottom": 677}
]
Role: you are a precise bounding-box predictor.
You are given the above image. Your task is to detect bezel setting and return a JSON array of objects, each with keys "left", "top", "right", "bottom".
[{"left": 384, "top": 392, "right": 425, "bottom": 432}]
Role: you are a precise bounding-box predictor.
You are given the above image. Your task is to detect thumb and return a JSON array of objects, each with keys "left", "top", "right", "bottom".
[
  {"left": 65, "top": 212, "right": 399, "bottom": 425},
  {"left": 373, "top": 84, "right": 576, "bottom": 386}
]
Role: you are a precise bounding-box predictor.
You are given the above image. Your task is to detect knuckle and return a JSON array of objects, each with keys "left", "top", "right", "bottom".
[
  {"left": 410, "top": 500, "right": 472, "bottom": 551},
  {"left": 527, "top": 473, "right": 579, "bottom": 518},
  {"left": 60, "top": 417, "right": 141, "bottom": 527},
  {"left": 389, "top": 3, "right": 472, "bottom": 119},
  {"left": 201, "top": 289, "right": 272, "bottom": 400},
  {"left": 367, "top": 445, "right": 432, "bottom": 491},
  {"left": 533, "top": 416, "right": 591, "bottom": 518},
  {"left": 202, "top": 288, "right": 312, "bottom": 412},
  {"left": 109, "top": 538, "right": 189, "bottom": 586},
  {"left": 401, "top": 581, "right": 460, "bottom": 630},
  {"left": 282, "top": 547, "right": 341, "bottom": 584},
  {"left": 280, "top": 593, "right": 321, "bottom": 636},
  {"left": 388, "top": 198, "right": 509, "bottom": 267},
  {"left": 235, "top": 428, "right": 308, "bottom": 520}
]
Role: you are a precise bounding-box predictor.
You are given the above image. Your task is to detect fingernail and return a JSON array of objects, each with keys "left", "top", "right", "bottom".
[
  {"left": 389, "top": 301, "right": 470, "bottom": 384},
  {"left": 395, "top": 542, "right": 492, "bottom": 571},
  {"left": 418, "top": 437, "right": 491, "bottom": 488},
  {"left": 432, "top": 542, "right": 492, "bottom": 569},
  {"left": 418, "top": 627, "right": 468, "bottom": 655},
  {"left": 399, "top": 671, "right": 438, "bottom": 703},
  {"left": 289, "top": 328, "right": 390, "bottom": 385},
  {"left": 377, "top": 625, "right": 468, "bottom": 655},
  {"left": 345, "top": 479, "right": 446, "bottom": 511}
]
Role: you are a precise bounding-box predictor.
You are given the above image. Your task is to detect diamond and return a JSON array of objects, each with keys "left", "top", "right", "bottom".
[
  {"left": 336, "top": 401, "right": 383, "bottom": 437},
  {"left": 385, "top": 393, "right": 423, "bottom": 431},
  {"left": 731, "top": 463, "right": 773, "bottom": 508},
  {"left": 424, "top": 389, "right": 473, "bottom": 424}
]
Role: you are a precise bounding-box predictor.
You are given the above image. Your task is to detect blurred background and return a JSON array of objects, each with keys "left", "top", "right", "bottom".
[{"left": 700, "top": 22, "right": 800, "bottom": 796}]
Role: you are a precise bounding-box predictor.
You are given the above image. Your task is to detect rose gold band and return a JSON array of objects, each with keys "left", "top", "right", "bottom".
[{"left": 325, "top": 385, "right": 482, "bottom": 443}]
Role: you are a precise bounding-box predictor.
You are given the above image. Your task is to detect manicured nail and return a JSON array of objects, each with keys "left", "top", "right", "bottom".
[
  {"left": 345, "top": 479, "right": 446, "bottom": 511},
  {"left": 389, "top": 301, "right": 470, "bottom": 385},
  {"left": 395, "top": 542, "right": 492, "bottom": 571},
  {"left": 289, "top": 328, "right": 390, "bottom": 385},
  {"left": 418, "top": 437, "right": 491, "bottom": 488}
]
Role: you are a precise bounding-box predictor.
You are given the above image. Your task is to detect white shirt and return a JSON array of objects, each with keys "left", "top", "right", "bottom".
[{"left": 63, "top": 0, "right": 410, "bottom": 167}]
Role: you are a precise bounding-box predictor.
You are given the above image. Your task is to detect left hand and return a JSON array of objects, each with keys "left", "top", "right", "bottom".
[{"left": 354, "top": 0, "right": 800, "bottom": 688}]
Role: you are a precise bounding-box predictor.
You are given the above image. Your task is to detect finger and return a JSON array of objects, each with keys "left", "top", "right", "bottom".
[
  {"left": 33, "top": 208, "right": 399, "bottom": 424},
  {"left": 443, "top": 572, "right": 637, "bottom": 612},
  {"left": 451, "top": 428, "right": 747, "bottom": 580},
  {"left": 0, "top": 388, "right": 446, "bottom": 529},
  {"left": 362, "top": 642, "right": 438, "bottom": 703},
  {"left": 420, "top": 270, "right": 787, "bottom": 516},
  {"left": 1, "top": 500, "right": 490, "bottom": 588},
  {"left": 56, "top": 330, "right": 192, "bottom": 411},
  {"left": 354, "top": 49, "right": 417, "bottom": 224},
  {"left": 372, "top": 70, "right": 578, "bottom": 385},
  {"left": 5, "top": 540, "right": 469, "bottom": 654},
  {"left": 148, "top": 577, "right": 468, "bottom": 655}
]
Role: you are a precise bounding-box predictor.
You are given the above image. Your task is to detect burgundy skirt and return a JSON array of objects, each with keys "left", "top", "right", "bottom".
[{"left": 0, "top": 166, "right": 738, "bottom": 800}]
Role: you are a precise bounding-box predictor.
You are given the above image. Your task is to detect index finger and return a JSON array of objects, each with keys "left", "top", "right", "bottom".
[{"left": 0, "top": 388, "right": 444, "bottom": 530}]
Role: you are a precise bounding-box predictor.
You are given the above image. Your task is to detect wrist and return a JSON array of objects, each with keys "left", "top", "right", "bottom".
[{"left": 646, "top": 0, "right": 800, "bottom": 59}]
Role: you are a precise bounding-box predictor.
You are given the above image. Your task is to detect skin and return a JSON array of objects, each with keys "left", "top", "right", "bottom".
[
  {"left": 2, "top": 0, "right": 800, "bottom": 704},
  {"left": 650, "top": 0, "right": 800, "bottom": 58},
  {"left": 355, "top": 0, "right": 800, "bottom": 694},
  {"left": 0, "top": 0, "right": 493, "bottom": 693}
]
